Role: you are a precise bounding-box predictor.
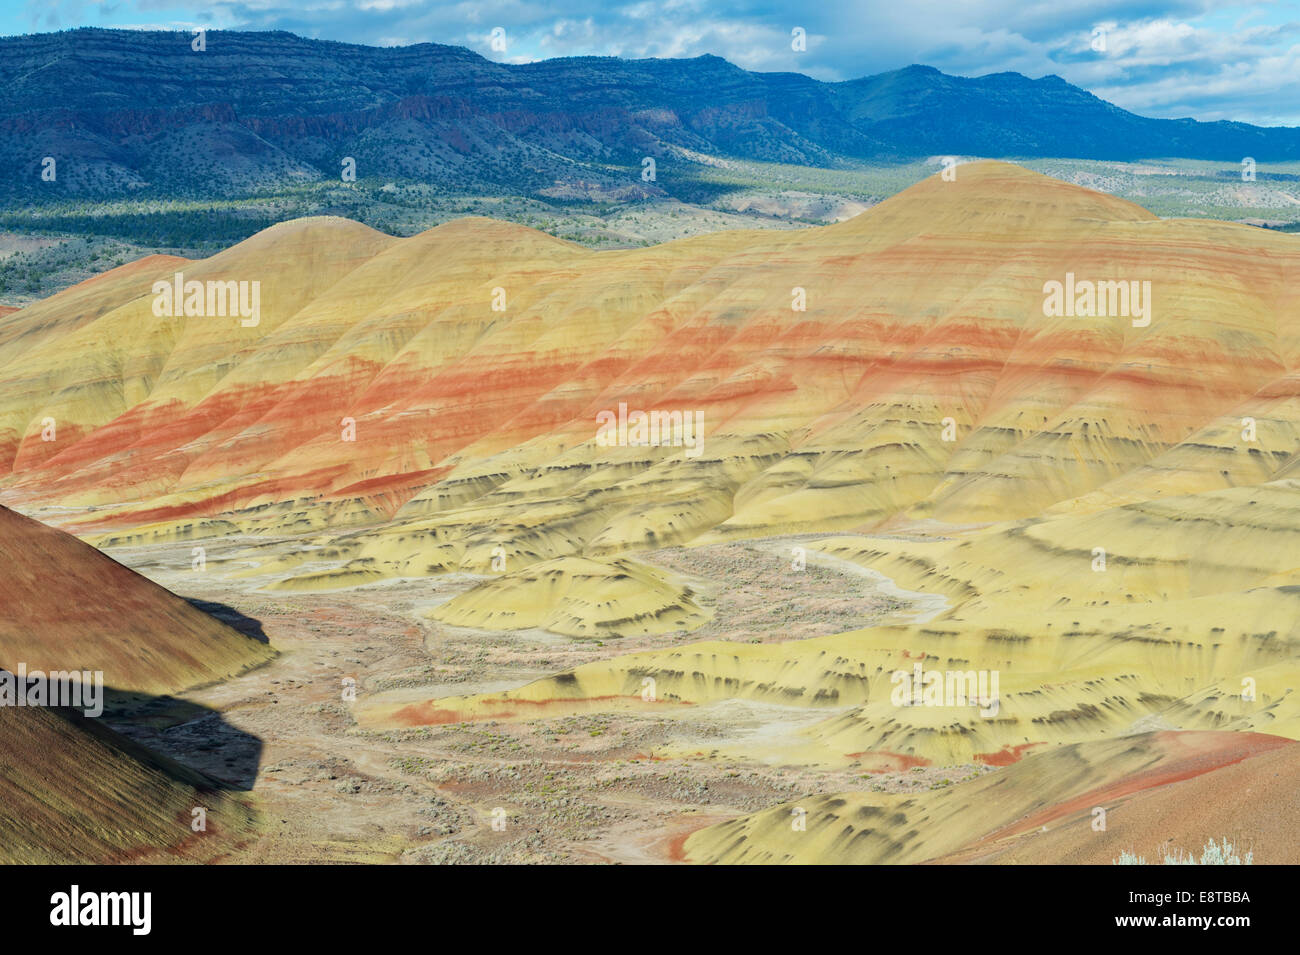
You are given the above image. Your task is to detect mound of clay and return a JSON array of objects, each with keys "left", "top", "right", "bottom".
[
  {"left": 684, "top": 731, "right": 1300, "bottom": 864},
  {"left": 0, "top": 695, "right": 255, "bottom": 863},
  {"left": 0, "top": 504, "right": 271, "bottom": 695},
  {"left": 430, "top": 555, "right": 711, "bottom": 638}
]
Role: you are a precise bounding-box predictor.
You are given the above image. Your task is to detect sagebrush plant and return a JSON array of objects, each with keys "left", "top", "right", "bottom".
[{"left": 1113, "top": 839, "right": 1253, "bottom": 865}]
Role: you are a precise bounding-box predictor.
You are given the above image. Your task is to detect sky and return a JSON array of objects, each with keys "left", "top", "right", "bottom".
[{"left": 6, "top": 0, "right": 1300, "bottom": 126}]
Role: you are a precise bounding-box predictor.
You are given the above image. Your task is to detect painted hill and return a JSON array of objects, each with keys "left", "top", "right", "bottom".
[
  {"left": 0, "top": 505, "right": 266, "bottom": 862},
  {"left": 2, "top": 161, "right": 1295, "bottom": 554},
  {"left": 2, "top": 161, "right": 1298, "bottom": 783},
  {"left": 2, "top": 29, "right": 1300, "bottom": 203},
  {"left": 0, "top": 504, "right": 272, "bottom": 695},
  {"left": 426, "top": 555, "right": 712, "bottom": 638},
  {"left": 683, "top": 731, "right": 1300, "bottom": 864},
  {"left": 0, "top": 698, "right": 256, "bottom": 863}
]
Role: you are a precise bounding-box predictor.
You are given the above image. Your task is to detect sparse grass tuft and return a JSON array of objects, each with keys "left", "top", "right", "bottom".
[{"left": 1114, "top": 838, "right": 1253, "bottom": 865}]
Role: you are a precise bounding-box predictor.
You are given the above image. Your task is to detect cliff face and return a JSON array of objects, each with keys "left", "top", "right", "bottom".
[{"left": 2, "top": 29, "right": 1298, "bottom": 199}]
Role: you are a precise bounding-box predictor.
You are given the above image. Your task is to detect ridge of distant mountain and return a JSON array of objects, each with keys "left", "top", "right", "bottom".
[{"left": 1, "top": 28, "right": 1297, "bottom": 201}]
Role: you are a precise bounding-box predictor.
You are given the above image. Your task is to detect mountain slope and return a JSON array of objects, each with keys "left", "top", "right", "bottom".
[
  {"left": 0, "top": 699, "right": 256, "bottom": 863},
  {"left": 0, "top": 504, "right": 272, "bottom": 694},
  {"left": 3, "top": 161, "right": 1296, "bottom": 552},
  {"left": 0, "top": 505, "right": 267, "bottom": 862},
  {"left": 2, "top": 29, "right": 1299, "bottom": 202},
  {"left": 683, "top": 731, "right": 1300, "bottom": 864}
]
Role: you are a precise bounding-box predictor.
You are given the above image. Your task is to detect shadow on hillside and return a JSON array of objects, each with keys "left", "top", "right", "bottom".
[
  {"left": 99, "top": 689, "right": 264, "bottom": 791},
  {"left": 185, "top": 598, "right": 270, "bottom": 644}
]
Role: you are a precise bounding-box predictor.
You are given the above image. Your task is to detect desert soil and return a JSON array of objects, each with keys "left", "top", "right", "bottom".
[{"left": 102, "top": 534, "right": 991, "bottom": 864}]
